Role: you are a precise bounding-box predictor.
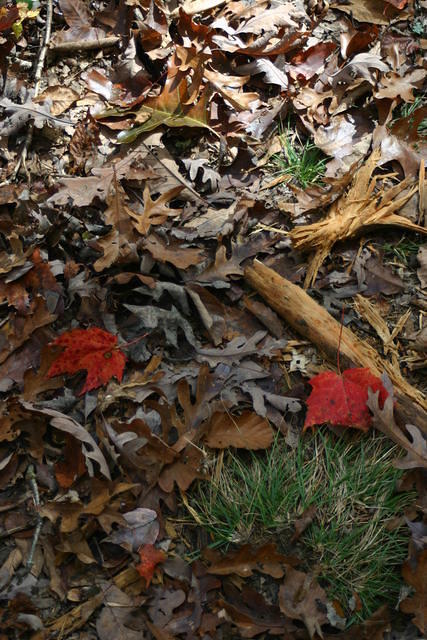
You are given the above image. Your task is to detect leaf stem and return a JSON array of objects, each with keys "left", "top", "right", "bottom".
[{"left": 337, "top": 307, "right": 345, "bottom": 375}]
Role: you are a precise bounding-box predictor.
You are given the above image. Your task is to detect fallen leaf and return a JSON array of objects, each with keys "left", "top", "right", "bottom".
[
  {"left": 34, "top": 86, "right": 79, "bottom": 116},
  {"left": 279, "top": 567, "right": 328, "bottom": 639},
  {"left": 143, "top": 234, "right": 204, "bottom": 269},
  {"left": 205, "top": 411, "right": 273, "bottom": 449},
  {"left": 367, "top": 391, "right": 427, "bottom": 469},
  {"left": 96, "top": 585, "right": 144, "bottom": 640},
  {"left": 375, "top": 69, "right": 425, "bottom": 102},
  {"left": 290, "top": 505, "right": 317, "bottom": 543},
  {"left": 235, "top": 58, "right": 288, "bottom": 90},
  {"left": 136, "top": 544, "right": 166, "bottom": 587},
  {"left": 55, "top": 434, "right": 86, "bottom": 489},
  {"left": 207, "top": 543, "right": 296, "bottom": 578},
  {"left": 20, "top": 401, "right": 111, "bottom": 478},
  {"left": 47, "top": 327, "right": 126, "bottom": 395},
  {"left": 400, "top": 549, "right": 427, "bottom": 634},
  {"left": 417, "top": 245, "right": 427, "bottom": 288},
  {"left": 127, "top": 186, "right": 184, "bottom": 236},
  {"left": 305, "top": 368, "right": 388, "bottom": 431},
  {"left": 105, "top": 508, "right": 159, "bottom": 552}
]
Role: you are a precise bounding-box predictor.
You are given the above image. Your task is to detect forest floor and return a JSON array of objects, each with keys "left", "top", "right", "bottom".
[{"left": 0, "top": 0, "right": 426, "bottom": 638}]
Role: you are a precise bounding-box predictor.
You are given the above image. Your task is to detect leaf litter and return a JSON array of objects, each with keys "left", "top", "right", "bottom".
[{"left": 0, "top": 0, "right": 426, "bottom": 638}]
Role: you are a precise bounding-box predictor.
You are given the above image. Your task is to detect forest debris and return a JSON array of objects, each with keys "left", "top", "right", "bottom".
[
  {"left": 353, "top": 294, "right": 406, "bottom": 372},
  {"left": 244, "top": 260, "right": 427, "bottom": 435},
  {"left": 289, "top": 149, "right": 426, "bottom": 287}
]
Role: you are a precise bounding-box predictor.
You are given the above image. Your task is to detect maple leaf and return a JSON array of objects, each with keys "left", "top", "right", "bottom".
[
  {"left": 47, "top": 327, "right": 126, "bottom": 395},
  {"left": 136, "top": 544, "right": 166, "bottom": 587},
  {"left": 304, "top": 368, "right": 389, "bottom": 431}
]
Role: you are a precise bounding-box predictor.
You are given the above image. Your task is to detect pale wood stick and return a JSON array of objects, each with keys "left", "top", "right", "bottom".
[
  {"left": 50, "top": 35, "right": 121, "bottom": 54},
  {"left": 244, "top": 259, "right": 427, "bottom": 433}
]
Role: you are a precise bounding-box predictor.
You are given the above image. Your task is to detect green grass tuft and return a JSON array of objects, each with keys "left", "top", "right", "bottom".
[
  {"left": 187, "top": 431, "right": 414, "bottom": 621},
  {"left": 267, "top": 125, "right": 327, "bottom": 188},
  {"left": 383, "top": 236, "right": 421, "bottom": 265}
]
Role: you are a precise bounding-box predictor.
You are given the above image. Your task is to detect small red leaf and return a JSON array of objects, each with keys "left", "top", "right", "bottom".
[
  {"left": 47, "top": 327, "right": 126, "bottom": 394},
  {"left": 304, "top": 367, "right": 388, "bottom": 431},
  {"left": 136, "top": 544, "right": 166, "bottom": 587}
]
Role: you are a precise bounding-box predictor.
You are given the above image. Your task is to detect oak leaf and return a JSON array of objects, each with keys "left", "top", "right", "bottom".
[
  {"left": 136, "top": 544, "right": 166, "bottom": 587},
  {"left": 47, "top": 327, "right": 126, "bottom": 395},
  {"left": 304, "top": 368, "right": 388, "bottom": 431},
  {"left": 127, "top": 186, "right": 184, "bottom": 236}
]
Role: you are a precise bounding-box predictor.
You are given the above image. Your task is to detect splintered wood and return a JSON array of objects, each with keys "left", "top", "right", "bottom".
[
  {"left": 244, "top": 260, "right": 427, "bottom": 435},
  {"left": 289, "top": 149, "right": 427, "bottom": 287}
]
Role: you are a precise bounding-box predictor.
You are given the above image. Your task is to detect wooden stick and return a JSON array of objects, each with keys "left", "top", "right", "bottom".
[
  {"left": 50, "top": 36, "right": 121, "bottom": 54},
  {"left": 244, "top": 259, "right": 427, "bottom": 433}
]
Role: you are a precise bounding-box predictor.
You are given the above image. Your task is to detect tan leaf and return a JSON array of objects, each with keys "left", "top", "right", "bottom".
[
  {"left": 20, "top": 401, "right": 111, "bottom": 479},
  {"left": 127, "top": 185, "right": 183, "bottom": 236},
  {"left": 204, "top": 68, "right": 260, "bottom": 111},
  {"left": 143, "top": 234, "right": 204, "bottom": 269},
  {"left": 181, "top": 0, "right": 226, "bottom": 15},
  {"left": 375, "top": 69, "right": 426, "bottom": 102},
  {"left": 207, "top": 543, "right": 296, "bottom": 578},
  {"left": 279, "top": 567, "right": 328, "bottom": 639},
  {"left": 93, "top": 175, "right": 139, "bottom": 271},
  {"left": 34, "top": 85, "right": 79, "bottom": 116},
  {"left": 205, "top": 411, "right": 273, "bottom": 449}
]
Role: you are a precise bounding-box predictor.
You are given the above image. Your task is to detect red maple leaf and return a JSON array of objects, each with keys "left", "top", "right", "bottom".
[
  {"left": 136, "top": 544, "right": 166, "bottom": 587},
  {"left": 47, "top": 327, "right": 126, "bottom": 395},
  {"left": 304, "top": 368, "right": 389, "bottom": 431}
]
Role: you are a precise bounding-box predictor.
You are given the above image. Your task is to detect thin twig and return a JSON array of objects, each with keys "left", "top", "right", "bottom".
[
  {"left": 13, "top": 0, "right": 54, "bottom": 180},
  {"left": 26, "top": 464, "right": 44, "bottom": 569}
]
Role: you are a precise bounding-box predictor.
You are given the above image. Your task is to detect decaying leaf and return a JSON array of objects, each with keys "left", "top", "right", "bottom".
[
  {"left": 34, "top": 85, "right": 79, "bottom": 116},
  {"left": 105, "top": 508, "right": 159, "bottom": 552},
  {"left": 290, "top": 149, "right": 427, "bottom": 286}
]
